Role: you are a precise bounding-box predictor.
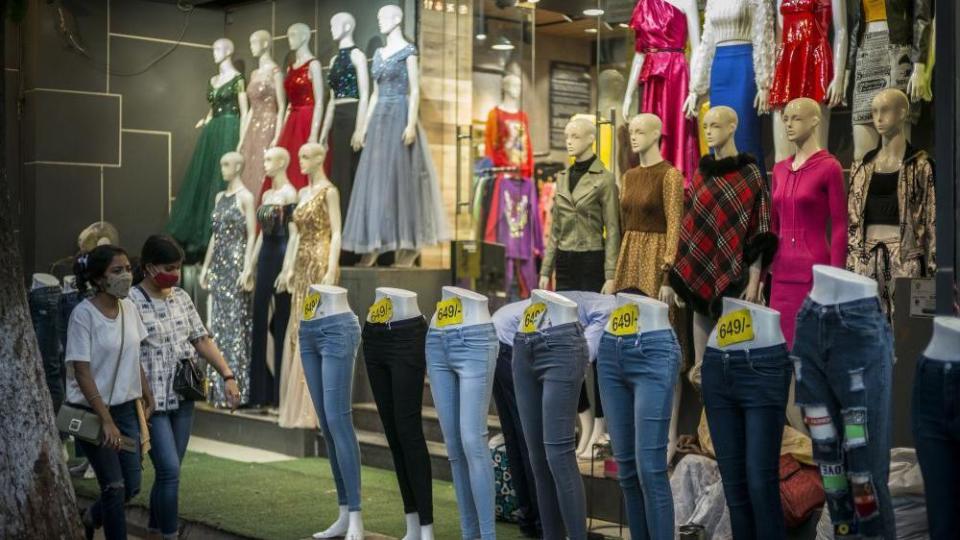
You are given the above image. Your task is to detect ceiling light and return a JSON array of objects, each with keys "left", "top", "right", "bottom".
[
  {"left": 583, "top": 8, "right": 604, "bottom": 16},
  {"left": 618, "top": 22, "right": 629, "bottom": 28},
  {"left": 492, "top": 36, "right": 515, "bottom": 51},
  {"left": 476, "top": 33, "right": 487, "bottom": 41},
  {"left": 584, "top": 27, "right": 598, "bottom": 33}
]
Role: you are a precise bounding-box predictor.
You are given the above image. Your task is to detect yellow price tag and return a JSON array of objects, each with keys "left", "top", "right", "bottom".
[
  {"left": 368, "top": 298, "right": 393, "bottom": 323},
  {"left": 607, "top": 303, "right": 639, "bottom": 336},
  {"left": 716, "top": 308, "right": 755, "bottom": 347},
  {"left": 302, "top": 291, "right": 321, "bottom": 320},
  {"left": 521, "top": 302, "right": 547, "bottom": 333},
  {"left": 435, "top": 297, "right": 463, "bottom": 328}
]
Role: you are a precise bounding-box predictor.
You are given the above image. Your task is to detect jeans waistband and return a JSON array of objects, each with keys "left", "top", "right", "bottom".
[
  {"left": 705, "top": 344, "right": 788, "bottom": 361},
  {"left": 799, "top": 295, "right": 882, "bottom": 317},
  {"left": 513, "top": 320, "right": 583, "bottom": 341},
  {"left": 918, "top": 356, "right": 960, "bottom": 374},
  {"left": 427, "top": 322, "right": 496, "bottom": 338},
  {"left": 300, "top": 311, "right": 359, "bottom": 330},
  {"left": 363, "top": 315, "right": 426, "bottom": 333},
  {"left": 602, "top": 328, "right": 675, "bottom": 342},
  {"left": 30, "top": 285, "right": 62, "bottom": 302},
  {"left": 714, "top": 43, "right": 753, "bottom": 57}
]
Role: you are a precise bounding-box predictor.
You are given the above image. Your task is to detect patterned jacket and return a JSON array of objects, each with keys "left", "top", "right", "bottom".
[
  {"left": 669, "top": 154, "right": 778, "bottom": 318},
  {"left": 846, "top": 144, "right": 936, "bottom": 274}
]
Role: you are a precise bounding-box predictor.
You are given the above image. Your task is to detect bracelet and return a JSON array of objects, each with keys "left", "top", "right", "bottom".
[{"left": 223, "top": 374, "right": 235, "bottom": 381}]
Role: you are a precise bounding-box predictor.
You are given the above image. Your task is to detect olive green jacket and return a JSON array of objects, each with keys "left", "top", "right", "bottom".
[{"left": 541, "top": 158, "right": 621, "bottom": 280}]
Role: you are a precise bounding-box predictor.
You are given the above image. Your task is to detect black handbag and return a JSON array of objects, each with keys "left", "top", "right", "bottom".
[{"left": 173, "top": 357, "right": 207, "bottom": 401}]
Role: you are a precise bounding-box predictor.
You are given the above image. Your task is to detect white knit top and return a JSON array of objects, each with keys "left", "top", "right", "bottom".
[{"left": 688, "top": 0, "right": 776, "bottom": 96}]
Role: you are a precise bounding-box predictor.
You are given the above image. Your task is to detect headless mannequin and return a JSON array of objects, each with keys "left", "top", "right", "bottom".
[
  {"left": 31, "top": 273, "right": 59, "bottom": 290},
  {"left": 538, "top": 117, "right": 616, "bottom": 295},
  {"left": 357, "top": 5, "right": 423, "bottom": 269},
  {"left": 772, "top": 0, "right": 848, "bottom": 161},
  {"left": 197, "top": 39, "right": 248, "bottom": 130},
  {"left": 240, "top": 147, "right": 298, "bottom": 289},
  {"left": 303, "top": 285, "right": 352, "bottom": 321},
  {"left": 370, "top": 287, "right": 422, "bottom": 322},
  {"left": 282, "top": 23, "right": 324, "bottom": 145},
  {"left": 864, "top": 89, "right": 910, "bottom": 248},
  {"left": 431, "top": 286, "right": 491, "bottom": 328},
  {"left": 707, "top": 298, "right": 786, "bottom": 350},
  {"left": 621, "top": 0, "right": 701, "bottom": 121},
  {"left": 808, "top": 265, "right": 878, "bottom": 306},
  {"left": 319, "top": 13, "right": 371, "bottom": 152},
  {"left": 199, "top": 152, "right": 257, "bottom": 293},
  {"left": 924, "top": 317, "right": 960, "bottom": 362},
  {"left": 277, "top": 144, "right": 342, "bottom": 293},
  {"left": 530, "top": 289, "right": 579, "bottom": 328},
  {"left": 238, "top": 30, "right": 285, "bottom": 150}
]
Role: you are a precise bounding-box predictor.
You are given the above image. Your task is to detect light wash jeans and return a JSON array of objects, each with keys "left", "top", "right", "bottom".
[{"left": 147, "top": 399, "right": 195, "bottom": 539}]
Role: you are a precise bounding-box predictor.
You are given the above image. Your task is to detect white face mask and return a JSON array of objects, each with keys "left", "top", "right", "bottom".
[{"left": 102, "top": 272, "right": 133, "bottom": 299}]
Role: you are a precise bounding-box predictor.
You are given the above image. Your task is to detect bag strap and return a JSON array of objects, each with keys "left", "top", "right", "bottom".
[{"left": 103, "top": 301, "right": 126, "bottom": 405}]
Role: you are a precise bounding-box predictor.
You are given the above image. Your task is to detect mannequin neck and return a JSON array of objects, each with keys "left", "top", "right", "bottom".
[
  {"left": 637, "top": 143, "right": 664, "bottom": 167},
  {"left": 224, "top": 175, "right": 245, "bottom": 194},
  {"left": 218, "top": 58, "right": 238, "bottom": 77},
  {"left": 295, "top": 45, "right": 313, "bottom": 63},
  {"left": 308, "top": 170, "right": 331, "bottom": 189},
  {"left": 573, "top": 149, "right": 595, "bottom": 164},
  {"left": 257, "top": 51, "right": 276, "bottom": 69},
  {"left": 878, "top": 128, "right": 907, "bottom": 161},
  {"left": 499, "top": 96, "right": 520, "bottom": 114},
  {"left": 385, "top": 27, "right": 407, "bottom": 48},
  {"left": 791, "top": 131, "right": 822, "bottom": 168},
  {"left": 338, "top": 34, "right": 356, "bottom": 49},
  {"left": 712, "top": 137, "right": 738, "bottom": 160},
  {"left": 267, "top": 170, "right": 290, "bottom": 190}
]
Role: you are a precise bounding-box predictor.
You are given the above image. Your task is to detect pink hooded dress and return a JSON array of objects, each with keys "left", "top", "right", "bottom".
[
  {"left": 770, "top": 149, "right": 848, "bottom": 347},
  {"left": 630, "top": 0, "right": 699, "bottom": 186}
]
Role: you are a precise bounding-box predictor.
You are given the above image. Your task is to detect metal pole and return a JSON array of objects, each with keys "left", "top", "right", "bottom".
[{"left": 934, "top": 1, "right": 957, "bottom": 314}]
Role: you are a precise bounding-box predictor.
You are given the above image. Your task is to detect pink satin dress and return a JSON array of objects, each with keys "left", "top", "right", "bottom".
[{"left": 630, "top": 0, "right": 699, "bottom": 186}]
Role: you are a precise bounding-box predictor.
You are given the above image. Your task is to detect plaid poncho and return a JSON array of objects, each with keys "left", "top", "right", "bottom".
[{"left": 668, "top": 153, "right": 778, "bottom": 318}]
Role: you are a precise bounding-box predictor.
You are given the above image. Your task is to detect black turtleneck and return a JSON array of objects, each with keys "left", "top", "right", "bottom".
[{"left": 568, "top": 155, "right": 596, "bottom": 193}]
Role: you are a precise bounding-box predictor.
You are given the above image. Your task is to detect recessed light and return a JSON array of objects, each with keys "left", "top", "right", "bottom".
[
  {"left": 584, "top": 27, "right": 598, "bottom": 33},
  {"left": 476, "top": 33, "right": 487, "bottom": 41},
  {"left": 583, "top": 8, "right": 604, "bottom": 16},
  {"left": 492, "top": 36, "right": 515, "bottom": 50},
  {"left": 618, "top": 22, "right": 629, "bottom": 28}
]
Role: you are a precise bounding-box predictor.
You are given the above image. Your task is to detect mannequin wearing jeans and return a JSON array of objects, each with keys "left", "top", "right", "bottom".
[
  {"left": 597, "top": 292, "right": 679, "bottom": 540},
  {"left": 701, "top": 298, "right": 790, "bottom": 539},
  {"left": 426, "top": 286, "right": 498, "bottom": 540},
  {"left": 913, "top": 317, "right": 960, "bottom": 539},
  {"left": 792, "top": 266, "right": 895, "bottom": 539},
  {"left": 298, "top": 284, "right": 364, "bottom": 540},
  {"left": 513, "top": 289, "right": 588, "bottom": 540}
]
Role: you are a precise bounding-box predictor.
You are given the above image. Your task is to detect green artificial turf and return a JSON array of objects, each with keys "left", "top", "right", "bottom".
[{"left": 73, "top": 451, "right": 530, "bottom": 539}]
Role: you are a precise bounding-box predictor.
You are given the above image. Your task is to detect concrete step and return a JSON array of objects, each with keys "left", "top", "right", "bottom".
[
  {"left": 353, "top": 402, "right": 501, "bottom": 445},
  {"left": 355, "top": 429, "right": 455, "bottom": 482},
  {"left": 192, "top": 404, "right": 319, "bottom": 457}
]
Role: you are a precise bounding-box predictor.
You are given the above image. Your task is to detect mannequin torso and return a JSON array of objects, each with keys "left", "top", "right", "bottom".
[
  {"left": 531, "top": 289, "right": 579, "bottom": 327},
  {"left": 370, "top": 287, "right": 421, "bottom": 322},
  {"left": 431, "top": 286, "right": 491, "bottom": 328},
  {"left": 303, "top": 284, "right": 352, "bottom": 320},
  {"left": 609, "top": 292, "right": 671, "bottom": 334},
  {"left": 923, "top": 317, "right": 960, "bottom": 362},
  {"left": 32, "top": 273, "right": 60, "bottom": 290},
  {"left": 808, "top": 265, "right": 878, "bottom": 305},
  {"left": 708, "top": 297, "right": 786, "bottom": 350}
]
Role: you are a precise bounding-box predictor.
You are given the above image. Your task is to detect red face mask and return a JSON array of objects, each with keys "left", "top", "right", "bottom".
[{"left": 151, "top": 268, "right": 180, "bottom": 288}]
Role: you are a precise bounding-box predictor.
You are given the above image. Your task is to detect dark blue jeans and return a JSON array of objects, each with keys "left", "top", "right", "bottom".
[
  {"left": 76, "top": 400, "right": 142, "bottom": 540},
  {"left": 792, "top": 297, "right": 895, "bottom": 539},
  {"left": 701, "top": 344, "right": 791, "bottom": 540},
  {"left": 597, "top": 329, "right": 680, "bottom": 540},
  {"left": 147, "top": 400, "right": 195, "bottom": 539},
  {"left": 512, "top": 322, "right": 588, "bottom": 540},
  {"left": 912, "top": 357, "right": 960, "bottom": 540},
  {"left": 30, "top": 285, "right": 64, "bottom": 412}
]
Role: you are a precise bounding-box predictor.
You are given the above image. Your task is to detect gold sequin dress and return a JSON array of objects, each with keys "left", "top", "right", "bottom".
[
  {"left": 278, "top": 185, "right": 334, "bottom": 428},
  {"left": 613, "top": 160, "right": 685, "bottom": 295}
]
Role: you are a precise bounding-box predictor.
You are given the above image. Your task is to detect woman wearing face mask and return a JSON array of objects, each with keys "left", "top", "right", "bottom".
[
  {"left": 129, "top": 235, "right": 240, "bottom": 540},
  {"left": 66, "top": 245, "right": 153, "bottom": 540}
]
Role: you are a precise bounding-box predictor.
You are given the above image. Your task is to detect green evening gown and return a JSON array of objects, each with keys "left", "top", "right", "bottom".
[{"left": 166, "top": 74, "right": 245, "bottom": 261}]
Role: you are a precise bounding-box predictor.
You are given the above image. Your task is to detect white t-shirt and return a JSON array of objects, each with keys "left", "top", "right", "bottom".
[{"left": 65, "top": 298, "right": 148, "bottom": 407}]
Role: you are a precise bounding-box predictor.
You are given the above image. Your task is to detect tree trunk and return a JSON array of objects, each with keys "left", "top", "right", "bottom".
[{"left": 0, "top": 0, "right": 83, "bottom": 536}]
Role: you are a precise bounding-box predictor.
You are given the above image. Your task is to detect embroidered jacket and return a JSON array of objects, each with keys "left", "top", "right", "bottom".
[
  {"left": 669, "top": 153, "right": 778, "bottom": 318},
  {"left": 846, "top": 144, "right": 936, "bottom": 274}
]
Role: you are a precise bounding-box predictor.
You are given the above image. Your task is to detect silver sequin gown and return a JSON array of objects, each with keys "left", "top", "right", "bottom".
[{"left": 207, "top": 191, "right": 252, "bottom": 406}]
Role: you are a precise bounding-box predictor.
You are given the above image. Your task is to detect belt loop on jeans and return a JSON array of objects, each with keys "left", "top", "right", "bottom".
[{"left": 744, "top": 348, "right": 752, "bottom": 369}]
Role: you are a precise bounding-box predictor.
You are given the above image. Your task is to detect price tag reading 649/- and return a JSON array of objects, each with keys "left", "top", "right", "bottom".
[
  {"left": 608, "top": 303, "right": 639, "bottom": 336},
  {"left": 368, "top": 298, "right": 393, "bottom": 323},
  {"left": 520, "top": 302, "right": 547, "bottom": 333},
  {"left": 716, "top": 308, "right": 755, "bottom": 347},
  {"left": 435, "top": 297, "right": 463, "bottom": 328},
  {"left": 302, "top": 291, "right": 321, "bottom": 320}
]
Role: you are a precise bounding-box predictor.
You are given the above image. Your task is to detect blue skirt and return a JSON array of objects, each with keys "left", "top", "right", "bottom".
[{"left": 711, "top": 44, "right": 767, "bottom": 180}]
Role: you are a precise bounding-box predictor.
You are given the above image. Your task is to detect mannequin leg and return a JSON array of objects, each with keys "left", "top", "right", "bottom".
[
  {"left": 689, "top": 312, "right": 714, "bottom": 388},
  {"left": 667, "top": 381, "right": 682, "bottom": 464},
  {"left": 393, "top": 249, "right": 420, "bottom": 268},
  {"left": 575, "top": 382, "right": 594, "bottom": 456},
  {"left": 357, "top": 252, "right": 379, "bottom": 267},
  {"left": 579, "top": 366, "right": 608, "bottom": 460}
]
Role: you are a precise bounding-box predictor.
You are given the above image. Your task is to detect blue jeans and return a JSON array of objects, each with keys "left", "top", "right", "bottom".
[
  {"left": 702, "top": 344, "right": 791, "bottom": 540},
  {"left": 299, "top": 312, "right": 363, "bottom": 511},
  {"left": 76, "top": 400, "right": 142, "bottom": 540},
  {"left": 426, "top": 323, "right": 498, "bottom": 540},
  {"left": 147, "top": 400, "right": 195, "bottom": 538},
  {"left": 911, "top": 357, "right": 960, "bottom": 540},
  {"left": 30, "top": 285, "right": 64, "bottom": 412},
  {"left": 597, "top": 329, "right": 679, "bottom": 540},
  {"left": 512, "top": 322, "right": 588, "bottom": 540},
  {"left": 793, "top": 297, "right": 895, "bottom": 539}
]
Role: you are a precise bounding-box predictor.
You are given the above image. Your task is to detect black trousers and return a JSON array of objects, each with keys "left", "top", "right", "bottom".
[
  {"left": 362, "top": 317, "right": 434, "bottom": 525},
  {"left": 249, "top": 236, "right": 291, "bottom": 407},
  {"left": 331, "top": 102, "right": 362, "bottom": 266},
  {"left": 493, "top": 343, "right": 541, "bottom": 532}
]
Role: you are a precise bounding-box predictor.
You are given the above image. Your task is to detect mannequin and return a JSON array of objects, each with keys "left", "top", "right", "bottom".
[
  {"left": 276, "top": 143, "right": 342, "bottom": 430},
  {"left": 426, "top": 285, "right": 498, "bottom": 540},
  {"left": 262, "top": 23, "right": 324, "bottom": 195},
  {"left": 667, "top": 106, "right": 776, "bottom": 386},
  {"left": 166, "top": 38, "right": 248, "bottom": 261},
  {"left": 923, "top": 317, "right": 960, "bottom": 361},
  {"left": 701, "top": 296, "right": 791, "bottom": 538},
  {"left": 364, "top": 287, "right": 434, "bottom": 540},
  {"left": 848, "top": 0, "right": 932, "bottom": 159},
  {"left": 199, "top": 152, "right": 256, "bottom": 407},
  {"left": 241, "top": 147, "right": 298, "bottom": 407},
  {"left": 319, "top": 12, "right": 370, "bottom": 243},
  {"left": 684, "top": 0, "right": 774, "bottom": 177},
  {"left": 529, "top": 289, "right": 579, "bottom": 327},
  {"left": 32, "top": 273, "right": 60, "bottom": 290},
  {"left": 621, "top": 0, "right": 700, "bottom": 182},
  {"left": 792, "top": 266, "right": 896, "bottom": 539},
  {"left": 846, "top": 89, "right": 935, "bottom": 316},
  {"left": 237, "top": 30, "right": 285, "bottom": 195},
  {"left": 539, "top": 116, "right": 620, "bottom": 295},
  {"left": 770, "top": 98, "right": 847, "bottom": 347},
  {"left": 299, "top": 284, "right": 364, "bottom": 540},
  {"left": 770, "top": 0, "right": 848, "bottom": 161},
  {"left": 343, "top": 4, "right": 448, "bottom": 269}
]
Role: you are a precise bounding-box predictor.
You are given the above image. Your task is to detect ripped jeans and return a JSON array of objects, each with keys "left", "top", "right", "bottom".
[{"left": 792, "top": 297, "right": 895, "bottom": 539}]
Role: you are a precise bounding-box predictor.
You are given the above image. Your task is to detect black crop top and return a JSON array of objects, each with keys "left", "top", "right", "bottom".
[
  {"left": 864, "top": 170, "right": 899, "bottom": 226},
  {"left": 327, "top": 47, "right": 360, "bottom": 100}
]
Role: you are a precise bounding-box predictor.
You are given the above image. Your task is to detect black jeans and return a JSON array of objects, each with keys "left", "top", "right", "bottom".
[
  {"left": 249, "top": 234, "right": 290, "bottom": 407},
  {"left": 362, "top": 317, "right": 434, "bottom": 525},
  {"left": 554, "top": 249, "right": 605, "bottom": 293},
  {"left": 30, "top": 285, "right": 64, "bottom": 412},
  {"left": 912, "top": 357, "right": 960, "bottom": 540},
  {"left": 493, "top": 343, "right": 540, "bottom": 532}
]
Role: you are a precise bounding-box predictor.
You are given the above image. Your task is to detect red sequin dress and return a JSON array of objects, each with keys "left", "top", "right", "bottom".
[
  {"left": 263, "top": 60, "right": 316, "bottom": 195},
  {"left": 769, "top": 0, "right": 833, "bottom": 108}
]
